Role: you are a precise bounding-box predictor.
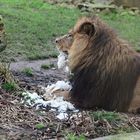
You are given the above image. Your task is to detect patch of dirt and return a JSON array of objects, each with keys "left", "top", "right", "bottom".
[{"left": 10, "top": 58, "right": 68, "bottom": 89}]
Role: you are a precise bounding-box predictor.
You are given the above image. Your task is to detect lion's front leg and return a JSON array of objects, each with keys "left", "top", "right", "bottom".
[
  {"left": 128, "top": 77, "right": 140, "bottom": 113},
  {"left": 52, "top": 90, "right": 71, "bottom": 101},
  {"left": 128, "top": 96, "right": 140, "bottom": 113}
]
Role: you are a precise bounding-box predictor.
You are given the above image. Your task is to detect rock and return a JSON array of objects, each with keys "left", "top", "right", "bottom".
[
  {"left": 114, "top": 0, "right": 140, "bottom": 9},
  {"left": 77, "top": 2, "right": 116, "bottom": 12},
  {"left": 0, "top": 15, "right": 6, "bottom": 52}
]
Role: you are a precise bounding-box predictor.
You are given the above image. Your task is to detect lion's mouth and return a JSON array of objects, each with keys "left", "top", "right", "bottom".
[
  {"left": 56, "top": 44, "right": 69, "bottom": 55},
  {"left": 63, "top": 51, "right": 68, "bottom": 55}
]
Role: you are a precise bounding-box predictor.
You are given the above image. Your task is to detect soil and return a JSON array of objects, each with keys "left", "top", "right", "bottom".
[{"left": 10, "top": 58, "right": 68, "bottom": 89}]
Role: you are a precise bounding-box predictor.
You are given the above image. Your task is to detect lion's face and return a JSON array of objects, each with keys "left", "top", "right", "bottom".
[{"left": 55, "top": 33, "right": 73, "bottom": 53}]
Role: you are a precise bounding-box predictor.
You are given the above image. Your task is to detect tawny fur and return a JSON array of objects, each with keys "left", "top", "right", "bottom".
[
  {"left": 56, "top": 16, "right": 140, "bottom": 112},
  {"left": 55, "top": 33, "right": 73, "bottom": 53}
]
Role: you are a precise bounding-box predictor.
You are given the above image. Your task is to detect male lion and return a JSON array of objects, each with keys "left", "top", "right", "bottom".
[{"left": 55, "top": 16, "right": 140, "bottom": 113}]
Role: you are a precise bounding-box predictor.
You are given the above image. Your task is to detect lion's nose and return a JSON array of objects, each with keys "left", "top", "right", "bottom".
[{"left": 55, "top": 38, "right": 59, "bottom": 43}]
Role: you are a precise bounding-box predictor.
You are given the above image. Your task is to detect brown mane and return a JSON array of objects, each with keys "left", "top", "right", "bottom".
[{"left": 68, "top": 16, "right": 140, "bottom": 112}]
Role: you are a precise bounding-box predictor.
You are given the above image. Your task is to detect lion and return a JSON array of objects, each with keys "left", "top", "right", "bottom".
[{"left": 55, "top": 16, "right": 140, "bottom": 113}]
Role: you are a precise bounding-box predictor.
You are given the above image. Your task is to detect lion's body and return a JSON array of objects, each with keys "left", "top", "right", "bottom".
[
  {"left": 69, "top": 34, "right": 140, "bottom": 112},
  {"left": 56, "top": 16, "right": 140, "bottom": 112}
]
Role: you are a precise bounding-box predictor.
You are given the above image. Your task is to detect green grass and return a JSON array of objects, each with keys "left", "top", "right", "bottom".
[
  {"left": 90, "top": 111, "right": 136, "bottom": 134},
  {"left": 67, "top": 133, "right": 86, "bottom": 140},
  {"left": 0, "top": 0, "right": 139, "bottom": 61},
  {"left": 41, "top": 63, "right": 55, "bottom": 69},
  {"left": 22, "top": 67, "right": 33, "bottom": 76},
  {"left": 0, "top": 0, "right": 80, "bottom": 61},
  {"left": 2, "top": 82, "right": 17, "bottom": 91},
  {"left": 99, "top": 11, "right": 140, "bottom": 51},
  {"left": 35, "top": 123, "right": 45, "bottom": 129},
  {"left": 41, "top": 64, "right": 50, "bottom": 69},
  {"left": 91, "top": 111, "right": 121, "bottom": 122}
]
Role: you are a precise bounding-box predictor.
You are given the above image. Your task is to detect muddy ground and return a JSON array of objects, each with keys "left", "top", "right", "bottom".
[{"left": 10, "top": 58, "right": 67, "bottom": 88}]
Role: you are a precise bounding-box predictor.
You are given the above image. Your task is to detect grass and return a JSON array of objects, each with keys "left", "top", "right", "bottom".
[
  {"left": 91, "top": 111, "right": 121, "bottom": 122},
  {"left": 99, "top": 11, "right": 140, "bottom": 51},
  {"left": 0, "top": 0, "right": 139, "bottom": 61},
  {"left": 41, "top": 64, "right": 50, "bottom": 69},
  {"left": 22, "top": 67, "right": 33, "bottom": 76},
  {"left": 2, "top": 82, "right": 17, "bottom": 91},
  {"left": 35, "top": 123, "right": 45, "bottom": 129},
  {"left": 67, "top": 134, "right": 86, "bottom": 140},
  {"left": 0, "top": 0, "right": 81, "bottom": 61},
  {"left": 41, "top": 63, "right": 55, "bottom": 69},
  {"left": 90, "top": 111, "right": 136, "bottom": 134}
]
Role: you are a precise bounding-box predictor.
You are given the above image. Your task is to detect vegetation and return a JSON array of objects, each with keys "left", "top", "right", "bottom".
[
  {"left": 41, "top": 63, "right": 55, "bottom": 69},
  {"left": 41, "top": 64, "right": 50, "bottom": 69},
  {"left": 0, "top": 0, "right": 80, "bottom": 61},
  {"left": 91, "top": 111, "right": 121, "bottom": 122},
  {"left": 67, "top": 133, "right": 86, "bottom": 140},
  {"left": 100, "top": 11, "right": 140, "bottom": 51},
  {"left": 0, "top": 0, "right": 139, "bottom": 61},
  {"left": 22, "top": 67, "right": 33, "bottom": 76},
  {"left": 90, "top": 110, "right": 136, "bottom": 134},
  {"left": 0, "top": 62, "right": 17, "bottom": 91},
  {"left": 35, "top": 123, "right": 45, "bottom": 129},
  {"left": 1, "top": 82, "right": 17, "bottom": 91}
]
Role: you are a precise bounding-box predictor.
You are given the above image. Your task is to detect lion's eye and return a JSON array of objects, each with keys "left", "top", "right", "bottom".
[{"left": 67, "top": 34, "right": 72, "bottom": 38}]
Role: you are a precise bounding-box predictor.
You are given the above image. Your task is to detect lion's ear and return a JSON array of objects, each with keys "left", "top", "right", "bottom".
[{"left": 79, "top": 22, "right": 95, "bottom": 36}]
